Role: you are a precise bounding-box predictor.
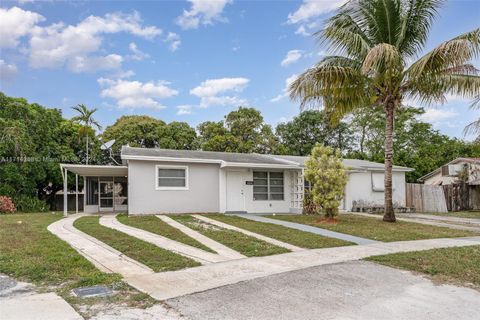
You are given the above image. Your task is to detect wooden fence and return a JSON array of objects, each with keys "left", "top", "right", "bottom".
[{"left": 405, "top": 183, "right": 448, "bottom": 213}]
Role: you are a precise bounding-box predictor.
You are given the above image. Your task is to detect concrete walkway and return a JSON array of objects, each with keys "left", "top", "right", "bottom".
[
  {"left": 157, "top": 215, "right": 245, "bottom": 260},
  {"left": 349, "top": 212, "right": 480, "bottom": 232},
  {"left": 48, "top": 214, "right": 153, "bottom": 277},
  {"left": 238, "top": 214, "right": 378, "bottom": 245},
  {"left": 100, "top": 215, "right": 240, "bottom": 264},
  {"left": 193, "top": 215, "right": 303, "bottom": 252},
  {"left": 125, "top": 236, "right": 480, "bottom": 300},
  {"left": 400, "top": 213, "right": 480, "bottom": 226}
]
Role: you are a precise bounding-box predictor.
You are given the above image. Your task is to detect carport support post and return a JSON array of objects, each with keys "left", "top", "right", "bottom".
[
  {"left": 63, "top": 168, "right": 68, "bottom": 217},
  {"left": 75, "top": 174, "right": 78, "bottom": 214}
]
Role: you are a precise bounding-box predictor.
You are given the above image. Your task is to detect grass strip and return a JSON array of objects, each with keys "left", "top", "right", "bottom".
[
  {"left": 0, "top": 213, "right": 119, "bottom": 287},
  {"left": 421, "top": 211, "right": 480, "bottom": 219},
  {"left": 366, "top": 245, "right": 480, "bottom": 289},
  {"left": 170, "top": 215, "right": 289, "bottom": 257},
  {"left": 117, "top": 214, "right": 215, "bottom": 253},
  {"left": 207, "top": 214, "right": 354, "bottom": 248},
  {"left": 74, "top": 216, "right": 200, "bottom": 272},
  {"left": 270, "top": 214, "right": 478, "bottom": 242}
]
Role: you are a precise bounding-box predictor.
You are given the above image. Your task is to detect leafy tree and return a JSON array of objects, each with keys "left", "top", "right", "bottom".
[
  {"left": 157, "top": 121, "right": 197, "bottom": 150},
  {"left": 289, "top": 0, "right": 480, "bottom": 222},
  {"left": 71, "top": 104, "right": 102, "bottom": 165},
  {"left": 304, "top": 144, "right": 348, "bottom": 218},
  {"left": 276, "top": 110, "right": 353, "bottom": 155},
  {"left": 0, "top": 92, "right": 83, "bottom": 210},
  {"left": 102, "top": 115, "right": 166, "bottom": 152},
  {"left": 197, "top": 107, "right": 281, "bottom": 153}
]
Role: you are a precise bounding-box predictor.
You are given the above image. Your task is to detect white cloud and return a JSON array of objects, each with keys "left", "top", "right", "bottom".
[
  {"left": 190, "top": 77, "right": 249, "bottom": 108},
  {"left": 281, "top": 49, "right": 303, "bottom": 67},
  {"left": 176, "top": 0, "right": 232, "bottom": 30},
  {"left": 98, "top": 78, "right": 178, "bottom": 109},
  {"left": 295, "top": 25, "right": 310, "bottom": 36},
  {"left": 128, "top": 42, "right": 150, "bottom": 61},
  {"left": 68, "top": 54, "right": 123, "bottom": 73},
  {"left": 287, "top": 0, "right": 347, "bottom": 24},
  {"left": 0, "top": 59, "right": 18, "bottom": 81},
  {"left": 418, "top": 108, "right": 459, "bottom": 123},
  {"left": 271, "top": 74, "right": 298, "bottom": 102},
  {"left": 29, "top": 11, "right": 161, "bottom": 70},
  {"left": 165, "top": 32, "right": 181, "bottom": 52},
  {"left": 0, "top": 6, "right": 44, "bottom": 48},
  {"left": 176, "top": 105, "right": 193, "bottom": 115}
]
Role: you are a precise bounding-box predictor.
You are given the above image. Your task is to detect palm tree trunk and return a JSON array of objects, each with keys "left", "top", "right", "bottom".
[
  {"left": 86, "top": 135, "right": 89, "bottom": 165},
  {"left": 383, "top": 101, "right": 396, "bottom": 222}
]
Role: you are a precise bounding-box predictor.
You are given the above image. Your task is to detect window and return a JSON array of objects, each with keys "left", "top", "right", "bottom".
[
  {"left": 156, "top": 165, "right": 188, "bottom": 190},
  {"left": 253, "top": 171, "right": 284, "bottom": 200}
]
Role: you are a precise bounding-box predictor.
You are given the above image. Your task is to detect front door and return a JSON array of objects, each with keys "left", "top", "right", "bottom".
[
  {"left": 99, "top": 181, "right": 114, "bottom": 211},
  {"left": 226, "top": 171, "right": 245, "bottom": 212}
]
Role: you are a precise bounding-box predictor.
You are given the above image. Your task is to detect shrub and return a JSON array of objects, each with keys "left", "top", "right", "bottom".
[
  {"left": 302, "top": 193, "right": 319, "bottom": 215},
  {"left": 0, "top": 196, "right": 16, "bottom": 214},
  {"left": 12, "top": 195, "right": 48, "bottom": 213},
  {"left": 304, "top": 144, "right": 348, "bottom": 219}
]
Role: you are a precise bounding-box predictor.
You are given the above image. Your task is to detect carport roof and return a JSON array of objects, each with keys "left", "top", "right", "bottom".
[{"left": 60, "top": 164, "right": 128, "bottom": 176}]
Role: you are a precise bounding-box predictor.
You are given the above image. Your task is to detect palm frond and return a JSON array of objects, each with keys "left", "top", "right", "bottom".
[
  {"left": 397, "top": 0, "right": 443, "bottom": 56},
  {"left": 406, "top": 28, "right": 480, "bottom": 79},
  {"left": 362, "top": 43, "right": 403, "bottom": 75}
]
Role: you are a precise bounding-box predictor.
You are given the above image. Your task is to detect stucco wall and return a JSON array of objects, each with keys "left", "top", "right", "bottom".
[
  {"left": 128, "top": 160, "right": 220, "bottom": 214},
  {"left": 344, "top": 171, "right": 406, "bottom": 210}
]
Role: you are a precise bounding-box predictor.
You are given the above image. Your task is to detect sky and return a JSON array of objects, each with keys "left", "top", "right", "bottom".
[{"left": 0, "top": 0, "right": 479, "bottom": 140}]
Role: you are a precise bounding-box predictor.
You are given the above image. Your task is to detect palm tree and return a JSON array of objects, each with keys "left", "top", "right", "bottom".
[
  {"left": 289, "top": 0, "right": 480, "bottom": 222},
  {"left": 71, "top": 104, "right": 102, "bottom": 165},
  {"left": 464, "top": 95, "right": 480, "bottom": 141}
]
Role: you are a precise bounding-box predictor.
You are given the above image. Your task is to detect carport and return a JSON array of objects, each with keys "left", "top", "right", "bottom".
[{"left": 60, "top": 164, "right": 128, "bottom": 216}]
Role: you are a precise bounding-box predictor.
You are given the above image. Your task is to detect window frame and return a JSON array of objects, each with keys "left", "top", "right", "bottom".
[
  {"left": 155, "top": 165, "right": 189, "bottom": 191},
  {"left": 253, "top": 171, "right": 285, "bottom": 201}
]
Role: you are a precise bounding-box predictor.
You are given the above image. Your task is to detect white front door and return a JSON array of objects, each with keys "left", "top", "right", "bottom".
[{"left": 226, "top": 171, "right": 245, "bottom": 212}]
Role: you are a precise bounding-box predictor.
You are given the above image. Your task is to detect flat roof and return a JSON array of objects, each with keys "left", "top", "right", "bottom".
[
  {"left": 120, "top": 146, "right": 413, "bottom": 172},
  {"left": 60, "top": 164, "right": 128, "bottom": 176}
]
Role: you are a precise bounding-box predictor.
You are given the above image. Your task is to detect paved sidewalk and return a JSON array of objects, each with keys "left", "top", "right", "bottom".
[
  {"left": 125, "top": 236, "right": 480, "bottom": 300},
  {"left": 0, "top": 275, "right": 83, "bottom": 320},
  {"left": 157, "top": 215, "right": 245, "bottom": 260},
  {"left": 193, "top": 215, "right": 304, "bottom": 251},
  {"left": 349, "top": 212, "right": 480, "bottom": 232},
  {"left": 48, "top": 214, "right": 153, "bottom": 277},
  {"left": 239, "top": 214, "right": 378, "bottom": 245},
  {"left": 100, "top": 215, "right": 239, "bottom": 264},
  {"left": 400, "top": 213, "right": 480, "bottom": 225}
]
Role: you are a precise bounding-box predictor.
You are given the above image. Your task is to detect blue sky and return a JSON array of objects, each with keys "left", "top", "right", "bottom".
[{"left": 1, "top": 0, "right": 479, "bottom": 139}]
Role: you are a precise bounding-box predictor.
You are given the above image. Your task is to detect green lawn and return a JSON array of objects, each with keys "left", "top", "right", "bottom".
[
  {"left": 270, "top": 214, "right": 478, "bottom": 242},
  {"left": 170, "top": 215, "right": 289, "bottom": 256},
  {"left": 0, "top": 213, "right": 157, "bottom": 315},
  {"left": 421, "top": 211, "right": 480, "bottom": 219},
  {"left": 0, "top": 213, "right": 120, "bottom": 287},
  {"left": 74, "top": 216, "right": 200, "bottom": 272},
  {"left": 367, "top": 245, "right": 480, "bottom": 289},
  {"left": 117, "top": 214, "right": 215, "bottom": 253},
  {"left": 206, "top": 214, "right": 354, "bottom": 248}
]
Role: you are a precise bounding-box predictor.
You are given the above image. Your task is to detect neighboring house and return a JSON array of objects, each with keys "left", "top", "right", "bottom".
[
  {"left": 418, "top": 158, "right": 480, "bottom": 185},
  {"left": 60, "top": 146, "right": 412, "bottom": 215}
]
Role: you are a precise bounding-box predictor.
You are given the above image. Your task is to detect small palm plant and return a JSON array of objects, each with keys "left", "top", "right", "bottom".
[
  {"left": 289, "top": 0, "right": 480, "bottom": 222},
  {"left": 71, "top": 104, "right": 102, "bottom": 164}
]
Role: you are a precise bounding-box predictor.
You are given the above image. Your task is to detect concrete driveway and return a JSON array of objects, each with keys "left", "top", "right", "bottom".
[{"left": 167, "top": 261, "right": 480, "bottom": 320}]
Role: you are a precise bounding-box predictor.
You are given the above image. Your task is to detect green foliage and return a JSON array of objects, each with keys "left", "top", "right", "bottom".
[
  {"left": 304, "top": 144, "right": 348, "bottom": 218},
  {"left": 11, "top": 195, "right": 48, "bottom": 213},
  {"left": 0, "top": 92, "right": 86, "bottom": 209},
  {"left": 276, "top": 110, "right": 353, "bottom": 155},
  {"left": 197, "top": 107, "right": 281, "bottom": 154},
  {"left": 101, "top": 115, "right": 197, "bottom": 155}
]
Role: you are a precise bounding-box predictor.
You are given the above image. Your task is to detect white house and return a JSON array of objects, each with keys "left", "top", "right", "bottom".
[
  {"left": 60, "top": 146, "right": 413, "bottom": 215},
  {"left": 419, "top": 157, "right": 480, "bottom": 185}
]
